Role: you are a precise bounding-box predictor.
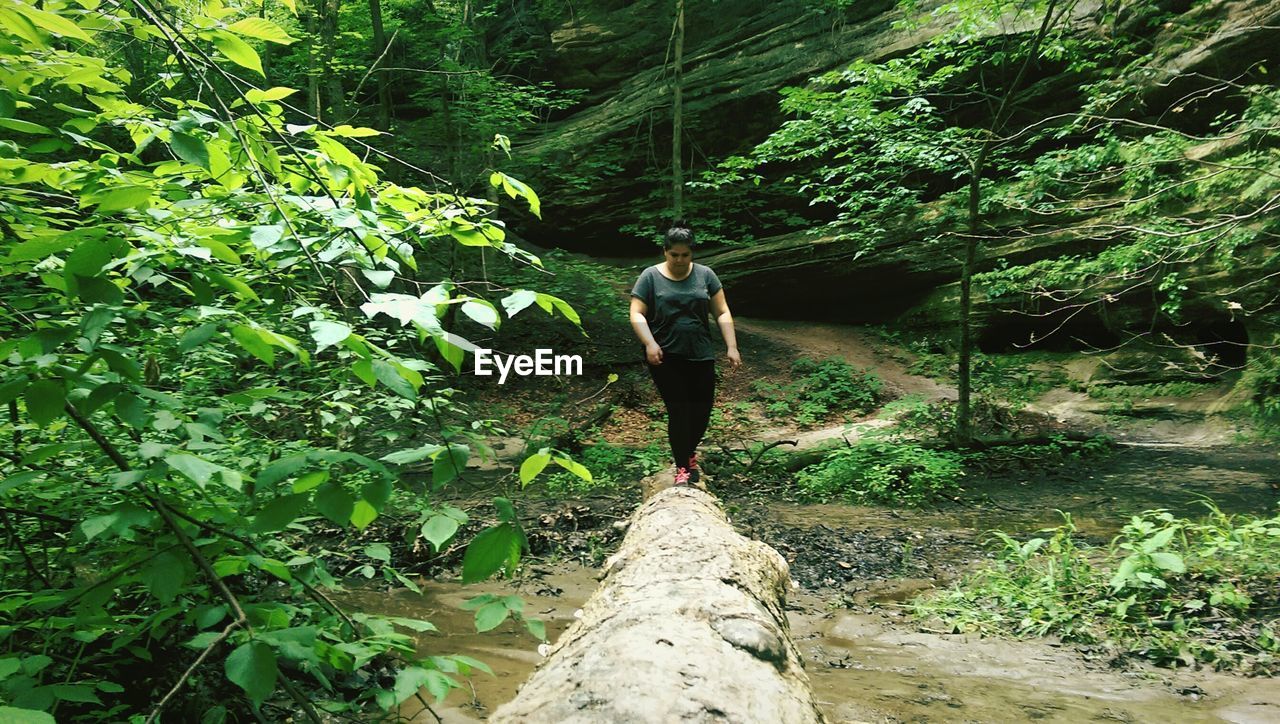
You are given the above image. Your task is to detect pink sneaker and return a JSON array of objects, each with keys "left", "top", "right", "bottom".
[
  {"left": 674, "top": 467, "right": 691, "bottom": 486},
  {"left": 686, "top": 454, "right": 700, "bottom": 484}
]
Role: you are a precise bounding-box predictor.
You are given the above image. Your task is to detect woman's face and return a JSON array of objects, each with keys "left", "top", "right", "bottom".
[{"left": 664, "top": 243, "right": 693, "bottom": 274}]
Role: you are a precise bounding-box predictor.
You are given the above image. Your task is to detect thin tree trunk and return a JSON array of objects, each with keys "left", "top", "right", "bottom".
[
  {"left": 305, "top": 6, "right": 321, "bottom": 119},
  {"left": 368, "top": 0, "right": 392, "bottom": 129},
  {"left": 955, "top": 0, "right": 1065, "bottom": 445},
  {"left": 322, "top": 0, "right": 346, "bottom": 121},
  {"left": 671, "top": 0, "right": 685, "bottom": 217}
]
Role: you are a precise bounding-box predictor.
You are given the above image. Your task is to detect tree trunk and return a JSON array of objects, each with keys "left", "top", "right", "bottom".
[
  {"left": 671, "top": 0, "right": 685, "bottom": 217},
  {"left": 492, "top": 487, "right": 826, "bottom": 723},
  {"left": 368, "top": 0, "right": 392, "bottom": 130},
  {"left": 954, "top": 0, "right": 1064, "bottom": 445},
  {"left": 322, "top": 0, "right": 346, "bottom": 122},
  {"left": 304, "top": 6, "right": 321, "bottom": 119}
]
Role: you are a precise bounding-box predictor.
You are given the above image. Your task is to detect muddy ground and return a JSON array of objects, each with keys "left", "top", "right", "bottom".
[{"left": 352, "top": 316, "right": 1279, "bottom": 723}]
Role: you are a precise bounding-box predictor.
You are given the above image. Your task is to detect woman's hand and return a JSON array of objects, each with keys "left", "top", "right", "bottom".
[
  {"left": 646, "top": 342, "right": 664, "bottom": 365},
  {"left": 726, "top": 347, "right": 742, "bottom": 370}
]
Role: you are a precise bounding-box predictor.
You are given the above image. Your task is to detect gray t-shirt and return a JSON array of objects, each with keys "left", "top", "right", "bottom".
[{"left": 630, "top": 263, "right": 723, "bottom": 361}]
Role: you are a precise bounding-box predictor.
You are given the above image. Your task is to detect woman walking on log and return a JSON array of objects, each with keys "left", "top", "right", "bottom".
[{"left": 629, "top": 220, "right": 741, "bottom": 486}]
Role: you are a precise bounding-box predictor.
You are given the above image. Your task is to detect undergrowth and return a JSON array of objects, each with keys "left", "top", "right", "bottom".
[
  {"left": 751, "top": 357, "right": 884, "bottom": 426},
  {"left": 913, "top": 505, "right": 1280, "bottom": 674}
]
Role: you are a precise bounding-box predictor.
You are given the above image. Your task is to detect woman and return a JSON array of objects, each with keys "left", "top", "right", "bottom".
[{"left": 629, "top": 220, "right": 741, "bottom": 486}]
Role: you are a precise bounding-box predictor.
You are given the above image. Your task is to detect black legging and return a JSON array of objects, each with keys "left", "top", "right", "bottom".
[{"left": 647, "top": 358, "right": 716, "bottom": 468}]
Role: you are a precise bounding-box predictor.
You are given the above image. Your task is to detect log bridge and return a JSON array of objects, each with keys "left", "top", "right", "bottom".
[{"left": 492, "top": 485, "right": 826, "bottom": 723}]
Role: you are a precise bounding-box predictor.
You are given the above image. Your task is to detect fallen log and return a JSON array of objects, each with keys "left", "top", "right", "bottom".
[{"left": 491, "top": 486, "right": 826, "bottom": 723}]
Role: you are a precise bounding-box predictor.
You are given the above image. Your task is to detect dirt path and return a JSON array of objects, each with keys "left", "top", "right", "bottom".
[
  {"left": 737, "top": 317, "right": 954, "bottom": 403},
  {"left": 735, "top": 316, "right": 1253, "bottom": 450}
]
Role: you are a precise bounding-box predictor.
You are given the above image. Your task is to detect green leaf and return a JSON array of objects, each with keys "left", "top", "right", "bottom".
[
  {"left": 0, "top": 378, "right": 27, "bottom": 405},
  {"left": 179, "top": 324, "right": 219, "bottom": 352},
  {"left": 169, "top": 132, "right": 210, "bottom": 169},
  {"left": 490, "top": 171, "right": 541, "bottom": 218},
  {"left": 247, "top": 555, "right": 292, "bottom": 581},
  {"left": 314, "top": 483, "right": 354, "bottom": 525},
  {"left": 434, "top": 336, "right": 465, "bottom": 373},
  {"left": 197, "top": 237, "right": 241, "bottom": 264},
  {"left": 350, "top": 500, "right": 377, "bottom": 530},
  {"left": 0, "top": 658, "right": 20, "bottom": 678},
  {"left": 224, "top": 642, "right": 277, "bottom": 706},
  {"left": 501, "top": 289, "right": 537, "bottom": 317},
  {"left": 524, "top": 617, "right": 547, "bottom": 641},
  {"left": 165, "top": 453, "right": 221, "bottom": 487},
  {"left": 474, "top": 602, "right": 509, "bottom": 632},
  {"left": 380, "top": 443, "right": 443, "bottom": 465},
  {"left": 245, "top": 86, "right": 297, "bottom": 103},
  {"left": 211, "top": 30, "right": 265, "bottom": 76},
  {"left": 13, "top": 3, "right": 93, "bottom": 42},
  {"left": 0, "top": 118, "right": 51, "bottom": 135},
  {"left": 432, "top": 444, "right": 469, "bottom": 488},
  {"left": 291, "top": 470, "right": 329, "bottom": 493},
  {"left": 1150, "top": 551, "right": 1186, "bottom": 574},
  {"left": 257, "top": 454, "right": 309, "bottom": 486},
  {"left": 329, "top": 124, "right": 382, "bottom": 138},
  {"left": 443, "top": 654, "right": 493, "bottom": 675},
  {"left": 1142, "top": 527, "right": 1177, "bottom": 553},
  {"left": 518, "top": 449, "right": 551, "bottom": 486},
  {"left": 460, "top": 300, "right": 499, "bottom": 330},
  {"left": 232, "top": 325, "right": 275, "bottom": 366},
  {"left": 461, "top": 523, "right": 520, "bottom": 583},
  {"left": 553, "top": 455, "right": 593, "bottom": 483},
  {"left": 371, "top": 359, "right": 415, "bottom": 400},
  {"left": 448, "top": 226, "right": 493, "bottom": 247},
  {"left": 141, "top": 551, "right": 185, "bottom": 603},
  {"left": 351, "top": 358, "right": 376, "bottom": 387},
  {"left": 362, "top": 476, "right": 392, "bottom": 510},
  {"left": 535, "top": 293, "right": 581, "bottom": 326},
  {"left": 24, "top": 379, "right": 64, "bottom": 426},
  {"left": 492, "top": 497, "right": 518, "bottom": 524},
  {"left": 309, "top": 320, "right": 351, "bottom": 353},
  {"left": 361, "top": 269, "right": 395, "bottom": 288},
  {"left": 363, "top": 543, "right": 390, "bottom": 562},
  {"left": 253, "top": 494, "right": 309, "bottom": 533},
  {"left": 392, "top": 666, "right": 457, "bottom": 706},
  {"left": 90, "top": 185, "right": 151, "bottom": 213},
  {"left": 50, "top": 684, "right": 100, "bottom": 704},
  {"left": 226, "top": 17, "right": 296, "bottom": 44},
  {"left": 6, "top": 234, "right": 77, "bottom": 262},
  {"left": 63, "top": 237, "right": 111, "bottom": 277},
  {"left": 0, "top": 471, "right": 41, "bottom": 496},
  {"left": 420, "top": 514, "right": 459, "bottom": 552},
  {"left": 0, "top": 8, "right": 45, "bottom": 46}
]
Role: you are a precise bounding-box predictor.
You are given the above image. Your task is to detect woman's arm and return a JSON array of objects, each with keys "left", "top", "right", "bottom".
[
  {"left": 629, "top": 297, "right": 664, "bottom": 365},
  {"left": 709, "top": 290, "right": 741, "bottom": 369}
]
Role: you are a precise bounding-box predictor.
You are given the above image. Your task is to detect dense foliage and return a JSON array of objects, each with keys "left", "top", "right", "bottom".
[{"left": 0, "top": 0, "right": 584, "bottom": 720}]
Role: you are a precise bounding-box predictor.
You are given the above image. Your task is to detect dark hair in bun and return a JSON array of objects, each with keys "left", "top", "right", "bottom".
[{"left": 663, "top": 219, "right": 695, "bottom": 250}]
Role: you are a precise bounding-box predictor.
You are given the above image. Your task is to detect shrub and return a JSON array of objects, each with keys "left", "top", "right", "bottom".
[
  {"left": 753, "top": 357, "right": 884, "bottom": 426},
  {"left": 914, "top": 505, "right": 1280, "bottom": 673},
  {"left": 795, "top": 439, "right": 965, "bottom": 505}
]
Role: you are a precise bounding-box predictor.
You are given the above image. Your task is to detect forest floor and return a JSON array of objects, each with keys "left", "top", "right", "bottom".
[{"left": 376, "top": 316, "right": 1280, "bottom": 723}]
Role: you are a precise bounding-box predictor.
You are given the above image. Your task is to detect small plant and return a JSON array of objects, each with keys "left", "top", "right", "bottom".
[
  {"left": 795, "top": 439, "right": 964, "bottom": 506},
  {"left": 1087, "top": 381, "right": 1215, "bottom": 401},
  {"left": 541, "top": 440, "right": 667, "bottom": 495},
  {"left": 753, "top": 357, "right": 884, "bottom": 425}
]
